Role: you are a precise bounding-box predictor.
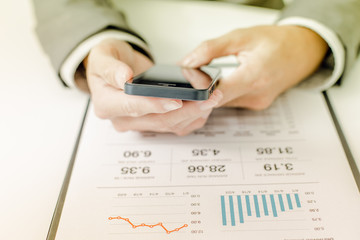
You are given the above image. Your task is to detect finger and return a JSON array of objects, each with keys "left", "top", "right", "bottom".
[
  {"left": 111, "top": 90, "right": 222, "bottom": 132},
  {"left": 215, "top": 67, "right": 251, "bottom": 106},
  {"left": 221, "top": 81, "right": 281, "bottom": 110},
  {"left": 171, "top": 109, "right": 212, "bottom": 136},
  {"left": 111, "top": 112, "right": 198, "bottom": 134},
  {"left": 216, "top": 51, "right": 266, "bottom": 106},
  {"left": 165, "top": 108, "right": 212, "bottom": 136},
  {"left": 180, "top": 31, "right": 245, "bottom": 68},
  {"left": 94, "top": 91, "right": 183, "bottom": 118},
  {"left": 111, "top": 109, "right": 211, "bottom": 134},
  {"left": 173, "top": 114, "right": 211, "bottom": 136},
  {"left": 90, "top": 75, "right": 182, "bottom": 118},
  {"left": 87, "top": 39, "right": 153, "bottom": 89},
  {"left": 180, "top": 39, "right": 228, "bottom": 68},
  {"left": 181, "top": 68, "right": 212, "bottom": 89},
  {"left": 222, "top": 92, "right": 276, "bottom": 110}
]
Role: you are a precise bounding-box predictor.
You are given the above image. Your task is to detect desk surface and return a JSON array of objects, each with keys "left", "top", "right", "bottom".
[
  {"left": 327, "top": 60, "right": 360, "bottom": 170},
  {"left": 0, "top": 1, "right": 88, "bottom": 239},
  {"left": 0, "top": 1, "right": 359, "bottom": 239}
]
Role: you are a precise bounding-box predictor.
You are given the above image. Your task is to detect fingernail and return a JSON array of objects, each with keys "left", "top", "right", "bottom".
[{"left": 163, "top": 100, "right": 182, "bottom": 111}]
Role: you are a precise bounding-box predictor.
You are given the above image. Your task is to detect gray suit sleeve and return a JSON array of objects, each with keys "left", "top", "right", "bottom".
[
  {"left": 279, "top": 0, "right": 360, "bottom": 83},
  {"left": 33, "top": 0, "right": 146, "bottom": 83}
]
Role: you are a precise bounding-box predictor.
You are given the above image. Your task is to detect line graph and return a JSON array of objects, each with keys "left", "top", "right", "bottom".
[{"left": 108, "top": 216, "right": 188, "bottom": 234}]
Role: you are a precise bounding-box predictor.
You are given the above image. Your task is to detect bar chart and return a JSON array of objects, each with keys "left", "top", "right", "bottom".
[{"left": 220, "top": 193, "right": 302, "bottom": 226}]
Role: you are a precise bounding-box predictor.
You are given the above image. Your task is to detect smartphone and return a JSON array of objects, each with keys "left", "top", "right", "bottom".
[{"left": 124, "top": 65, "right": 221, "bottom": 101}]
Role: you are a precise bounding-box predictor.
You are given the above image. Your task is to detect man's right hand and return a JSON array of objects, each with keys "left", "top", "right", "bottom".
[{"left": 84, "top": 39, "right": 222, "bottom": 135}]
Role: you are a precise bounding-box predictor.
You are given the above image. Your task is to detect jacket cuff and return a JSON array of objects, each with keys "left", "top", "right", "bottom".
[{"left": 278, "top": 17, "right": 345, "bottom": 91}]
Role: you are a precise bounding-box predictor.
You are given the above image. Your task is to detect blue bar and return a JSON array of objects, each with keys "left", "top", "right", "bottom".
[
  {"left": 229, "top": 196, "right": 236, "bottom": 226},
  {"left": 286, "top": 193, "right": 293, "bottom": 210},
  {"left": 278, "top": 194, "right": 285, "bottom": 212},
  {"left": 237, "top": 195, "right": 244, "bottom": 223},
  {"left": 270, "top": 194, "right": 278, "bottom": 217},
  {"left": 245, "top": 195, "right": 252, "bottom": 216},
  {"left": 221, "top": 196, "right": 227, "bottom": 226},
  {"left": 262, "top": 195, "right": 269, "bottom": 216},
  {"left": 294, "top": 193, "right": 301, "bottom": 208},
  {"left": 254, "top": 195, "right": 260, "bottom": 218}
]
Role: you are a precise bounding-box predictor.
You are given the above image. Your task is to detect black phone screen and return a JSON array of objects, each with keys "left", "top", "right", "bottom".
[{"left": 130, "top": 65, "right": 218, "bottom": 89}]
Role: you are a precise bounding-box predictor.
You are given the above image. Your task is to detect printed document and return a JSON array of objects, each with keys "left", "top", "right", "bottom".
[{"left": 53, "top": 89, "right": 360, "bottom": 240}]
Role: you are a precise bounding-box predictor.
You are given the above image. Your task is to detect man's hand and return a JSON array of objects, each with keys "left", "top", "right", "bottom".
[
  {"left": 84, "top": 39, "right": 223, "bottom": 135},
  {"left": 181, "top": 25, "right": 328, "bottom": 110}
]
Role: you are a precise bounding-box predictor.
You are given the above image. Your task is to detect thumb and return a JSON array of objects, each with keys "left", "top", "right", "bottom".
[
  {"left": 216, "top": 66, "right": 252, "bottom": 106},
  {"left": 87, "top": 54, "right": 134, "bottom": 89}
]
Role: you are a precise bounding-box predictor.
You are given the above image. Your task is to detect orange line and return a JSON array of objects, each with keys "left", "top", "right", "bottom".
[{"left": 108, "top": 216, "right": 188, "bottom": 234}]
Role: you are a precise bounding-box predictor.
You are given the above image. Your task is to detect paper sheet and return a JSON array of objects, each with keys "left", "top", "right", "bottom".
[{"left": 54, "top": 89, "right": 360, "bottom": 240}]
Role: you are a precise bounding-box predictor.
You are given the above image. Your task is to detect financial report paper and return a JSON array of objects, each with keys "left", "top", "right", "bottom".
[{"left": 52, "top": 89, "right": 360, "bottom": 240}]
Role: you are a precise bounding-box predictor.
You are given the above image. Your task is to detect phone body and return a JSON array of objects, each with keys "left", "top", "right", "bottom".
[{"left": 124, "top": 65, "right": 221, "bottom": 101}]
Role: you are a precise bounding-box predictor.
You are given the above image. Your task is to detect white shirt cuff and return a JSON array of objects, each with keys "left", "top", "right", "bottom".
[
  {"left": 278, "top": 17, "right": 345, "bottom": 91},
  {"left": 60, "top": 30, "right": 151, "bottom": 88}
]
